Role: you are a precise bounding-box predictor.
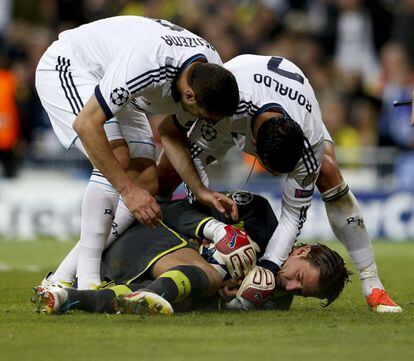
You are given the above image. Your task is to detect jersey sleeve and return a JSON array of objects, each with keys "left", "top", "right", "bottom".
[
  {"left": 95, "top": 50, "right": 168, "bottom": 119},
  {"left": 188, "top": 118, "right": 236, "bottom": 164},
  {"left": 184, "top": 118, "right": 236, "bottom": 192},
  {"left": 172, "top": 113, "right": 197, "bottom": 132},
  {"left": 261, "top": 139, "right": 323, "bottom": 267}
]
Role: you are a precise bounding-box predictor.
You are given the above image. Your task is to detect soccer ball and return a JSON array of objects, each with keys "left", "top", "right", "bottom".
[
  {"left": 200, "top": 243, "right": 229, "bottom": 280},
  {"left": 110, "top": 87, "right": 129, "bottom": 106}
]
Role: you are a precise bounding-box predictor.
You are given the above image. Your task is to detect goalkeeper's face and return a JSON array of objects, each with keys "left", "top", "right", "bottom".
[{"left": 276, "top": 246, "right": 321, "bottom": 298}]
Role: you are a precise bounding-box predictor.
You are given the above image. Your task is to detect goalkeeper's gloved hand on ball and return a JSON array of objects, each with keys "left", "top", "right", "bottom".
[
  {"left": 214, "top": 225, "right": 260, "bottom": 280},
  {"left": 226, "top": 266, "right": 276, "bottom": 310}
]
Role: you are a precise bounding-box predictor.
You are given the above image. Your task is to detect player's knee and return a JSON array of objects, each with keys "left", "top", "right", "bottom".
[
  {"left": 198, "top": 263, "right": 222, "bottom": 295},
  {"left": 208, "top": 269, "right": 223, "bottom": 294}
]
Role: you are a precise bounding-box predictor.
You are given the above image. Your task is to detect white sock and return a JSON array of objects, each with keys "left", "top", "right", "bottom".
[
  {"left": 202, "top": 219, "right": 227, "bottom": 243},
  {"left": 52, "top": 198, "right": 135, "bottom": 284},
  {"left": 323, "top": 183, "right": 384, "bottom": 297},
  {"left": 51, "top": 241, "right": 80, "bottom": 283},
  {"left": 52, "top": 197, "right": 135, "bottom": 285},
  {"left": 105, "top": 197, "right": 135, "bottom": 248},
  {"left": 77, "top": 170, "right": 119, "bottom": 290}
]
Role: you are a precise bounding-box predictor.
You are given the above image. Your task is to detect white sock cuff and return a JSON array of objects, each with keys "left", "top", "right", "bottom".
[
  {"left": 348, "top": 246, "right": 375, "bottom": 272},
  {"left": 358, "top": 263, "right": 379, "bottom": 281},
  {"left": 321, "top": 181, "right": 349, "bottom": 202}
]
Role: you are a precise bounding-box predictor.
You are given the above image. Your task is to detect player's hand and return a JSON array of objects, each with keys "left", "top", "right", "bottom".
[
  {"left": 195, "top": 188, "right": 238, "bottom": 221},
  {"left": 233, "top": 266, "right": 276, "bottom": 309},
  {"left": 214, "top": 225, "right": 260, "bottom": 279},
  {"left": 122, "top": 185, "right": 162, "bottom": 227},
  {"left": 218, "top": 278, "right": 242, "bottom": 301}
]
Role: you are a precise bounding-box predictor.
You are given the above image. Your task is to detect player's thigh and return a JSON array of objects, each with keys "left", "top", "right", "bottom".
[
  {"left": 153, "top": 248, "right": 222, "bottom": 294},
  {"left": 73, "top": 127, "right": 130, "bottom": 170},
  {"left": 117, "top": 105, "right": 158, "bottom": 192},
  {"left": 36, "top": 41, "right": 99, "bottom": 149},
  {"left": 36, "top": 42, "right": 133, "bottom": 168},
  {"left": 316, "top": 139, "right": 344, "bottom": 193},
  {"left": 156, "top": 151, "right": 182, "bottom": 197},
  {"left": 128, "top": 157, "right": 158, "bottom": 195}
]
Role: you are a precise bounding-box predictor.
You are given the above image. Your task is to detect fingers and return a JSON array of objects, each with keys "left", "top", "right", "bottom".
[
  {"left": 212, "top": 192, "right": 238, "bottom": 220},
  {"left": 211, "top": 197, "right": 226, "bottom": 214},
  {"left": 126, "top": 192, "right": 162, "bottom": 228},
  {"left": 230, "top": 202, "right": 238, "bottom": 221},
  {"left": 222, "top": 285, "right": 238, "bottom": 298},
  {"left": 143, "top": 200, "right": 163, "bottom": 228},
  {"left": 135, "top": 209, "right": 157, "bottom": 228},
  {"left": 149, "top": 198, "right": 163, "bottom": 223}
]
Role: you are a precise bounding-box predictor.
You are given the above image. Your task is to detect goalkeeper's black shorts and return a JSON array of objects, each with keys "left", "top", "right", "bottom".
[{"left": 100, "top": 221, "right": 197, "bottom": 285}]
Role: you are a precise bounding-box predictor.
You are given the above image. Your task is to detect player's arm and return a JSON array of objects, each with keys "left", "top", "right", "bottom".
[
  {"left": 158, "top": 115, "right": 238, "bottom": 220},
  {"left": 260, "top": 142, "right": 323, "bottom": 272},
  {"left": 73, "top": 95, "right": 161, "bottom": 227}
]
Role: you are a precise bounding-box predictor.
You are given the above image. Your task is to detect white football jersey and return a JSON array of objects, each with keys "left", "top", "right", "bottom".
[
  {"left": 184, "top": 55, "right": 325, "bottom": 267},
  {"left": 57, "top": 16, "right": 222, "bottom": 121}
]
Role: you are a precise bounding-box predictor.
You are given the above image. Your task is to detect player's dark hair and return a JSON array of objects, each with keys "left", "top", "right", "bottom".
[
  {"left": 301, "top": 243, "right": 352, "bottom": 307},
  {"left": 188, "top": 63, "right": 239, "bottom": 116},
  {"left": 256, "top": 116, "right": 305, "bottom": 173}
]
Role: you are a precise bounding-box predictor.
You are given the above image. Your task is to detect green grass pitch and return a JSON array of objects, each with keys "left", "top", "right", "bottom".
[{"left": 0, "top": 239, "right": 413, "bottom": 361}]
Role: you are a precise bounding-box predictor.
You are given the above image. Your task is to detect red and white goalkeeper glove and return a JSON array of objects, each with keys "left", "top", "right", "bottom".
[
  {"left": 213, "top": 225, "right": 260, "bottom": 279},
  {"left": 227, "top": 266, "right": 275, "bottom": 310}
]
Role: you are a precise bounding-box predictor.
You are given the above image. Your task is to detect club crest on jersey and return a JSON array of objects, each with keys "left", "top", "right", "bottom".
[
  {"left": 110, "top": 87, "right": 129, "bottom": 106},
  {"left": 231, "top": 191, "right": 253, "bottom": 205},
  {"left": 201, "top": 124, "right": 217, "bottom": 141}
]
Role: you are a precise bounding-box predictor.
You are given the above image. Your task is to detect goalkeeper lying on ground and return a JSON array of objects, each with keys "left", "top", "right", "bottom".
[{"left": 32, "top": 192, "right": 351, "bottom": 315}]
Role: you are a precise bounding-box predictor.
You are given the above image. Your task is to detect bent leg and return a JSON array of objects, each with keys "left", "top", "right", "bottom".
[
  {"left": 106, "top": 157, "right": 159, "bottom": 247},
  {"left": 63, "top": 282, "right": 150, "bottom": 313},
  {"left": 317, "top": 142, "right": 390, "bottom": 299},
  {"left": 156, "top": 150, "right": 182, "bottom": 198},
  {"left": 145, "top": 248, "right": 222, "bottom": 304},
  {"left": 76, "top": 138, "right": 129, "bottom": 289}
]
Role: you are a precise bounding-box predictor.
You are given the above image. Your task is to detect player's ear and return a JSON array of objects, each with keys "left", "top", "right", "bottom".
[
  {"left": 291, "top": 245, "right": 311, "bottom": 257},
  {"left": 184, "top": 88, "right": 196, "bottom": 103},
  {"left": 297, "top": 245, "right": 311, "bottom": 257}
]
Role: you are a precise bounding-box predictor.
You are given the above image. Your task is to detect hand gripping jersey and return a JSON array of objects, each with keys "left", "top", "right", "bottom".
[
  {"left": 36, "top": 16, "right": 221, "bottom": 148},
  {"left": 181, "top": 55, "right": 325, "bottom": 268}
]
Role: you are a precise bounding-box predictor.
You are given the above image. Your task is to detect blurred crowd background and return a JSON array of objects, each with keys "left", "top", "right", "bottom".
[{"left": 1, "top": 0, "right": 414, "bottom": 190}]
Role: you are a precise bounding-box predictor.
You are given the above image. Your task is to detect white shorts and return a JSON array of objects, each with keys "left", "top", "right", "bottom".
[{"left": 35, "top": 40, "right": 155, "bottom": 161}]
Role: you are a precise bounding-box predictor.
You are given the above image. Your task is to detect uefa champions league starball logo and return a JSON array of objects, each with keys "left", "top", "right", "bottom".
[
  {"left": 200, "top": 124, "right": 217, "bottom": 141},
  {"left": 110, "top": 87, "right": 129, "bottom": 106}
]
